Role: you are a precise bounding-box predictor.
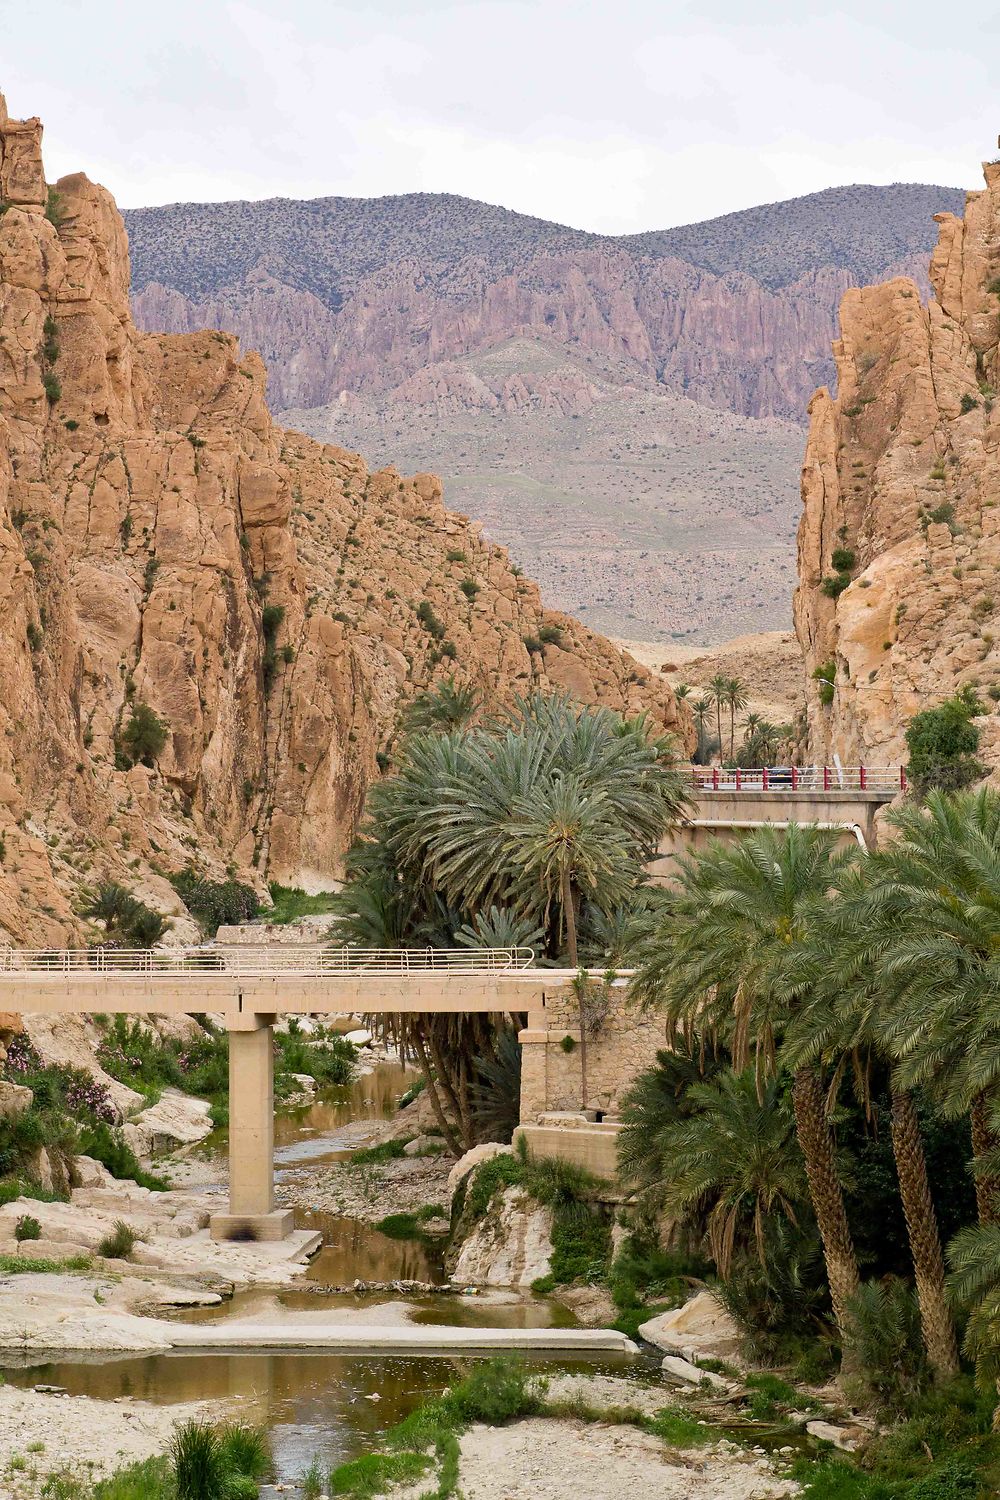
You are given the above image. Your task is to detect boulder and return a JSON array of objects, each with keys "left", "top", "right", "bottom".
[
  {"left": 806, "top": 1420, "right": 861, "bottom": 1452},
  {"left": 71, "top": 1155, "right": 115, "bottom": 1189},
  {"left": 447, "top": 1142, "right": 511, "bottom": 1199},
  {"left": 0, "top": 1080, "right": 33, "bottom": 1120},
  {"left": 344, "top": 1029, "right": 372, "bottom": 1047},
  {"left": 451, "top": 1186, "right": 553, "bottom": 1287},
  {"left": 639, "top": 1290, "right": 743, "bottom": 1364},
  {"left": 128, "top": 1089, "right": 213, "bottom": 1154},
  {"left": 661, "top": 1354, "right": 731, "bottom": 1391}
]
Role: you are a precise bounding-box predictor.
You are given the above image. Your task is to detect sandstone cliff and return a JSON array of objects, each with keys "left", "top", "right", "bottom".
[
  {"left": 795, "top": 157, "right": 1000, "bottom": 768},
  {"left": 0, "top": 98, "right": 688, "bottom": 946}
]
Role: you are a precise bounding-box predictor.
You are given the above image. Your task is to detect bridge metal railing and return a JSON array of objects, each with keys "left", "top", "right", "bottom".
[
  {"left": 687, "top": 765, "right": 906, "bottom": 794},
  {"left": 0, "top": 946, "right": 536, "bottom": 979}
]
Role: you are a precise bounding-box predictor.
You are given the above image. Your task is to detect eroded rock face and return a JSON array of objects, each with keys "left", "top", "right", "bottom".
[
  {"left": 450, "top": 1186, "right": 554, "bottom": 1287},
  {"left": 0, "top": 97, "right": 690, "bottom": 943},
  {"left": 795, "top": 159, "right": 1000, "bottom": 767}
]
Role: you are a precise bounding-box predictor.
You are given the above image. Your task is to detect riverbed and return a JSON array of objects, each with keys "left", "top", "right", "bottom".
[{"left": 0, "top": 1059, "right": 657, "bottom": 1489}]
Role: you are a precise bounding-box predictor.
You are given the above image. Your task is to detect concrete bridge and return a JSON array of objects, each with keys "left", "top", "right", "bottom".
[
  {"left": 0, "top": 946, "right": 574, "bottom": 1243},
  {"left": 654, "top": 764, "right": 905, "bottom": 864}
]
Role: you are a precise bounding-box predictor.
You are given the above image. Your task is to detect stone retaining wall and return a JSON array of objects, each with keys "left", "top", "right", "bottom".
[{"left": 518, "top": 979, "right": 665, "bottom": 1121}]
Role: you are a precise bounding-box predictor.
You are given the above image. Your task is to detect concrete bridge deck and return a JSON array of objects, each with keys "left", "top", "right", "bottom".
[{"left": 0, "top": 947, "right": 573, "bottom": 1243}]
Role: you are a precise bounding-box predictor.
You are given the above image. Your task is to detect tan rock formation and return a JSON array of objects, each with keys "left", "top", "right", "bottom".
[
  {"left": 795, "top": 157, "right": 1000, "bottom": 768},
  {"left": 0, "top": 97, "right": 689, "bottom": 944}
]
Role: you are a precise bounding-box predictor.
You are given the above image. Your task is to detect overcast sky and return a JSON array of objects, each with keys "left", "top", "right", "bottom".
[{"left": 1, "top": 0, "right": 996, "bottom": 233}]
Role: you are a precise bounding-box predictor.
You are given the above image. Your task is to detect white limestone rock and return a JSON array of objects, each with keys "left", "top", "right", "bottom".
[
  {"left": 447, "top": 1142, "right": 512, "bottom": 1200},
  {"left": 130, "top": 1088, "right": 214, "bottom": 1153},
  {"left": 451, "top": 1187, "right": 553, "bottom": 1287},
  {"left": 806, "top": 1420, "right": 860, "bottom": 1452},
  {"left": 661, "top": 1354, "right": 731, "bottom": 1390},
  {"left": 639, "top": 1290, "right": 743, "bottom": 1364},
  {"left": 0, "top": 1080, "right": 32, "bottom": 1119}
]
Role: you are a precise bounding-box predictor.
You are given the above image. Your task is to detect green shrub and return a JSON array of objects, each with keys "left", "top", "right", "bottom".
[
  {"left": 960, "top": 393, "right": 979, "bottom": 414},
  {"left": 349, "top": 1137, "right": 410, "bottom": 1166},
  {"left": 416, "top": 599, "right": 445, "bottom": 639},
  {"left": 538, "top": 623, "right": 563, "bottom": 645},
  {"left": 169, "top": 867, "right": 260, "bottom": 932},
  {"left": 813, "top": 659, "right": 837, "bottom": 707},
  {"left": 927, "top": 501, "right": 956, "bottom": 528},
  {"left": 14, "top": 1214, "right": 41, "bottom": 1242},
  {"left": 45, "top": 187, "right": 66, "bottom": 228},
  {"left": 522, "top": 634, "right": 542, "bottom": 653},
  {"left": 97, "top": 1219, "right": 138, "bottom": 1260},
  {"left": 42, "top": 370, "right": 61, "bottom": 403},
  {"left": 831, "top": 547, "right": 856, "bottom": 572},
  {"left": 821, "top": 572, "right": 851, "bottom": 598},
  {"left": 459, "top": 577, "right": 480, "bottom": 599},
  {"left": 117, "top": 701, "right": 168, "bottom": 767},
  {"left": 41, "top": 314, "right": 60, "bottom": 364},
  {"left": 265, "top": 882, "right": 338, "bottom": 923},
  {"left": 842, "top": 1279, "right": 928, "bottom": 1416},
  {"left": 275, "top": 1029, "right": 355, "bottom": 1090},
  {"left": 905, "top": 693, "right": 985, "bottom": 795},
  {"left": 215, "top": 1422, "right": 272, "bottom": 1484},
  {"left": 79, "top": 1122, "right": 167, "bottom": 1191}
]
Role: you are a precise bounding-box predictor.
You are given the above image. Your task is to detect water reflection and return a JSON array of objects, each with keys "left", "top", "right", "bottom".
[
  {"left": 0, "top": 1351, "right": 637, "bottom": 1480},
  {"left": 297, "top": 1207, "right": 445, "bottom": 1285},
  {"left": 169, "top": 1287, "right": 578, "bottom": 1331},
  {"left": 274, "top": 1062, "right": 414, "bottom": 1168}
]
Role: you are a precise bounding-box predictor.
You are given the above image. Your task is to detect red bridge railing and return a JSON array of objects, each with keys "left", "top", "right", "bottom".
[{"left": 688, "top": 766, "right": 906, "bottom": 794}]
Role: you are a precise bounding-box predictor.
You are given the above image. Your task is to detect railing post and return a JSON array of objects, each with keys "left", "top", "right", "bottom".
[
  {"left": 859, "top": 765, "right": 867, "bottom": 791},
  {"left": 712, "top": 766, "right": 719, "bottom": 791},
  {"left": 823, "top": 766, "right": 831, "bottom": 792},
  {"left": 735, "top": 767, "right": 742, "bottom": 791},
  {"left": 791, "top": 764, "right": 798, "bottom": 791},
  {"left": 762, "top": 766, "right": 769, "bottom": 791}
]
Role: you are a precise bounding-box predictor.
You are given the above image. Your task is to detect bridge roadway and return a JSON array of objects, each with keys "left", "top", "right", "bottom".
[{"left": 0, "top": 947, "right": 570, "bottom": 1242}]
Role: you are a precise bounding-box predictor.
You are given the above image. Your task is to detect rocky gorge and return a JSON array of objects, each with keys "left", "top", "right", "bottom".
[
  {"left": 0, "top": 93, "right": 688, "bottom": 949},
  {"left": 795, "top": 154, "right": 1000, "bottom": 772}
]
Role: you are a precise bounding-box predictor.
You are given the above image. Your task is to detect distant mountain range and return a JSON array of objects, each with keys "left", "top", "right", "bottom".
[{"left": 126, "top": 182, "right": 965, "bottom": 641}]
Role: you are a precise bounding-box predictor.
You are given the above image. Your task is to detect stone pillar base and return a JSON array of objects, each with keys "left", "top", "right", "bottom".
[{"left": 209, "top": 1209, "right": 295, "bottom": 1243}]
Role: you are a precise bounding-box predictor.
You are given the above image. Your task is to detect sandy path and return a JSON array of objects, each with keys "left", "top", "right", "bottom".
[{"left": 393, "top": 1415, "right": 799, "bottom": 1500}]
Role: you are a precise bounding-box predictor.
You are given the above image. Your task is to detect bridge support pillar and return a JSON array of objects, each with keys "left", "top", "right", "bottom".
[{"left": 209, "top": 1014, "right": 294, "bottom": 1243}]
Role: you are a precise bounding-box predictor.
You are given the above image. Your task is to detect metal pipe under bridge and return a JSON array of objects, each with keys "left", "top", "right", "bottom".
[{"left": 0, "top": 946, "right": 568, "bottom": 1244}]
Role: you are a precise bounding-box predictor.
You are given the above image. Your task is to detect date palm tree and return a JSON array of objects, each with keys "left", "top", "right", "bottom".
[
  {"left": 784, "top": 861, "right": 961, "bottom": 1381},
  {"left": 709, "top": 674, "right": 729, "bottom": 763},
  {"left": 693, "top": 697, "right": 713, "bottom": 763},
  {"left": 653, "top": 1070, "right": 808, "bottom": 1276},
  {"left": 724, "top": 677, "right": 750, "bottom": 761},
  {"left": 840, "top": 789, "right": 1000, "bottom": 1223},
  {"left": 631, "top": 824, "right": 863, "bottom": 1347}
]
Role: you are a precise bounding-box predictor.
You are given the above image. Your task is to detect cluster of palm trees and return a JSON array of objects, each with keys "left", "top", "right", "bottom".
[
  {"left": 335, "top": 687, "right": 690, "bottom": 1149},
  {"left": 677, "top": 675, "right": 784, "bottom": 765},
  {"left": 625, "top": 792, "right": 1000, "bottom": 1397}
]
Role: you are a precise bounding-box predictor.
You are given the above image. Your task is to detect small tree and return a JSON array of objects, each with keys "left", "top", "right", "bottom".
[
  {"left": 905, "top": 690, "right": 984, "bottom": 795},
  {"left": 119, "top": 701, "right": 168, "bottom": 768}
]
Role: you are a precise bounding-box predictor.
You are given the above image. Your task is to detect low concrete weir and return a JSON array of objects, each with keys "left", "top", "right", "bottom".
[{"left": 165, "top": 1323, "right": 637, "bottom": 1355}]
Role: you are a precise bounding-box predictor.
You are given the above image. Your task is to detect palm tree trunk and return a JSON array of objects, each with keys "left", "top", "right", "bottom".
[
  {"left": 411, "top": 1031, "right": 462, "bottom": 1156},
  {"left": 561, "top": 867, "right": 579, "bottom": 968},
  {"left": 729, "top": 703, "right": 735, "bottom": 761},
  {"left": 890, "top": 1084, "right": 960, "bottom": 1381},
  {"left": 715, "top": 700, "right": 723, "bottom": 761},
  {"left": 971, "top": 1093, "right": 999, "bottom": 1224},
  {"left": 791, "top": 1067, "right": 860, "bottom": 1349},
  {"left": 426, "top": 1024, "right": 472, "bottom": 1151}
]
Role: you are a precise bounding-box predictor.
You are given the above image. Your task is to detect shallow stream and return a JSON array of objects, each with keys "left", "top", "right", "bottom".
[{"left": 0, "top": 1060, "right": 647, "bottom": 1484}]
